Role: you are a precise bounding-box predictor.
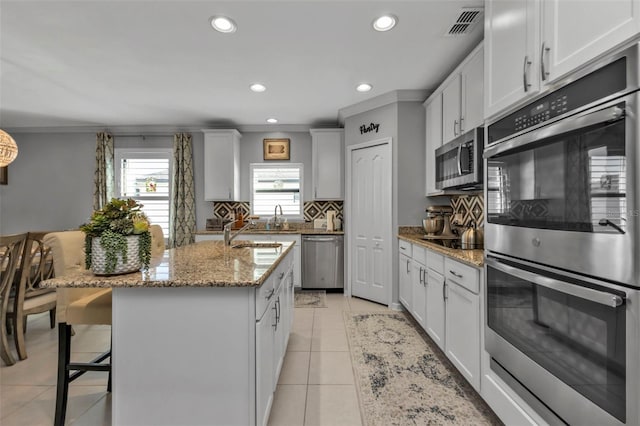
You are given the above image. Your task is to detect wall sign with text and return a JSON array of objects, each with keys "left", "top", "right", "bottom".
[{"left": 360, "top": 122, "right": 380, "bottom": 135}]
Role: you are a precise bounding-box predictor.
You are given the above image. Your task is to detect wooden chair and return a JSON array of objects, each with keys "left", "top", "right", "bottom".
[
  {"left": 0, "top": 233, "right": 27, "bottom": 366},
  {"left": 43, "top": 231, "right": 112, "bottom": 426},
  {"left": 8, "top": 231, "right": 58, "bottom": 360}
]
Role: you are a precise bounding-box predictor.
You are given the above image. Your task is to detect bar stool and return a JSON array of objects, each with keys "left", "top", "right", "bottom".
[
  {"left": 43, "top": 231, "right": 112, "bottom": 426},
  {"left": 0, "top": 233, "right": 27, "bottom": 366}
]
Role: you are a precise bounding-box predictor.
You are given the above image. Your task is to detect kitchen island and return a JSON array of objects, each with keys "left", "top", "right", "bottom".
[{"left": 42, "top": 240, "right": 296, "bottom": 426}]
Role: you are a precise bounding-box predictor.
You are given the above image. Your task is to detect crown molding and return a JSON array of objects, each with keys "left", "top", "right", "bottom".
[{"left": 337, "top": 89, "right": 430, "bottom": 123}]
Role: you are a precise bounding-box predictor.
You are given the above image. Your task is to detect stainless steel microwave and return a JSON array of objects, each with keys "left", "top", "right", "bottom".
[{"left": 435, "top": 127, "right": 483, "bottom": 190}]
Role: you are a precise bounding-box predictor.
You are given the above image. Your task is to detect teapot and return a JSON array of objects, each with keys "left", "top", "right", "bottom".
[{"left": 460, "top": 221, "right": 484, "bottom": 250}]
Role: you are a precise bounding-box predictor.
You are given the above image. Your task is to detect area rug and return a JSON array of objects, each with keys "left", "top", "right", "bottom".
[
  {"left": 294, "top": 290, "right": 327, "bottom": 308},
  {"left": 345, "top": 311, "right": 502, "bottom": 426}
]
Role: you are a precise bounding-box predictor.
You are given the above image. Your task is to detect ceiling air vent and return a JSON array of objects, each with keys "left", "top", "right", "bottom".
[{"left": 445, "top": 7, "right": 483, "bottom": 36}]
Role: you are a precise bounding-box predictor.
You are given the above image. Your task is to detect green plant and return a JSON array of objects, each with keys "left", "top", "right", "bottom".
[{"left": 81, "top": 198, "right": 152, "bottom": 273}]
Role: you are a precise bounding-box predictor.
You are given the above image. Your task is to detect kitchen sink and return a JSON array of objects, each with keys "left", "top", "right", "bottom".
[{"left": 231, "top": 242, "right": 282, "bottom": 249}]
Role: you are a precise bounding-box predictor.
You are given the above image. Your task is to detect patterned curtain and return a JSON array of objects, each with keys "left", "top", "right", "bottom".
[
  {"left": 93, "top": 132, "right": 114, "bottom": 211},
  {"left": 170, "top": 133, "right": 196, "bottom": 247}
]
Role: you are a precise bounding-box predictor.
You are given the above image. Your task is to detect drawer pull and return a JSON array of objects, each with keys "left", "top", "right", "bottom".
[
  {"left": 265, "top": 288, "right": 275, "bottom": 300},
  {"left": 449, "top": 270, "right": 463, "bottom": 279},
  {"left": 279, "top": 272, "right": 285, "bottom": 279},
  {"left": 400, "top": 246, "right": 406, "bottom": 251}
]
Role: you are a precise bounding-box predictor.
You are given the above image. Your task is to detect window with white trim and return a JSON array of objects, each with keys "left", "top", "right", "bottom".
[
  {"left": 114, "top": 149, "right": 172, "bottom": 240},
  {"left": 250, "top": 163, "right": 303, "bottom": 219}
]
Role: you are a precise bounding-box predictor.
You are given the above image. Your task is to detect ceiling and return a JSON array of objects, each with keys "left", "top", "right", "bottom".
[{"left": 0, "top": 0, "right": 483, "bottom": 130}]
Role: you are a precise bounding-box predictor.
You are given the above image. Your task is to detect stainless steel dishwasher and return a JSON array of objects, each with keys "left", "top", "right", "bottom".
[{"left": 302, "top": 235, "right": 344, "bottom": 289}]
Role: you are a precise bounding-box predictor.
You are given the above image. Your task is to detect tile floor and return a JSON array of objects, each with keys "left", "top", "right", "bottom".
[{"left": 0, "top": 293, "right": 390, "bottom": 426}]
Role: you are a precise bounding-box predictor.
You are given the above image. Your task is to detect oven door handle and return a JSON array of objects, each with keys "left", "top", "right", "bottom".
[
  {"left": 486, "top": 258, "right": 624, "bottom": 308},
  {"left": 484, "top": 104, "right": 625, "bottom": 158}
]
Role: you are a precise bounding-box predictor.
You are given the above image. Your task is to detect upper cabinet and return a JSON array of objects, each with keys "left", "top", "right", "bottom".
[
  {"left": 424, "top": 93, "right": 442, "bottom": 196},
  {"left": 442, "top": 46, "right": 485, "bottom": 145},
  {"left": 485, "top": 0, "right": 640, "bottom": 120},
  {"left": 424, "top": 42, "right": 483, "bottom": 196},
  {"left": 310, "top": 129, "right": 344, "bottom": 200},
  {"left": 202, "top": 129, "right": 241, "bottom": 201}
]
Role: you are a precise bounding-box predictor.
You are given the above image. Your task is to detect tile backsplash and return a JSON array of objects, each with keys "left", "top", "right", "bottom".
[
  {"left": 450, "top": 194, "right": 484, "bottom": 227},
  {"left": 212, "top": 201, "right": 343, "bottom": 222}
]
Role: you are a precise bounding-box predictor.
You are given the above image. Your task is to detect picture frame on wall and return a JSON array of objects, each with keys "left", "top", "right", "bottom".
[
  {"left": 263, "top": 138, "right": 290, "bottom": 160},
  {"left": 0, "top": 166, "right": 7, "bottom": 185}
]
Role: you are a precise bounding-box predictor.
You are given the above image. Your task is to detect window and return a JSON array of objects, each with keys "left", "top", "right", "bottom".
[
  {"left": 250, "top": 163, "right": 303, "bottom": 219},
  {"left": 114, "top": 149, "right": 172, "bottom": 239}
]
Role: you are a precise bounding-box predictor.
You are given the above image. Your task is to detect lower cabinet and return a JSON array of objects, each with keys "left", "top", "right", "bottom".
[
  {"left": 398, "top": 239, "right": 482, "bottom": 392},
  {"left": 425, "top": 270, "right": 445, "bottom": 350},
  {"left": 398, "top": 252, "right": 412, "bottom": 309},
  {"left": 255, "top": 300, "right": 275, "bottom": 426}
]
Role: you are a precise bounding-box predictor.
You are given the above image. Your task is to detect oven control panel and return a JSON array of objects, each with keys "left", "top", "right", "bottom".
[
  {"left": 514, "top": 96, "right": 569, "bottom": 131},
  {"left": 488, "top": 57, "right": 626, "bottom": 144}
]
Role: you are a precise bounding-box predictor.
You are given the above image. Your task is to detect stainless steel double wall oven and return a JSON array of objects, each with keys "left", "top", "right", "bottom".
[{"left": 483, "top": 42, "right": 640, "bottom": 425}]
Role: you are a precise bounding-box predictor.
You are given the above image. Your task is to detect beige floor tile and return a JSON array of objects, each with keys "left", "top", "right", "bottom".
[
  {"left": 0, "top": 385, "right": 51, "bottom": 420},
  {"left": 347, "top": 297, "right": 389, "bottom": 312},
  {"left": 69, "top": 394, "right": 111, "bottom": 426},
  {"left": 267, "top": 384, "right": 306, "bottom": 426},
  {"left": 291, "top": 310, "right": 314, "bottom": 333},
  {"left": 304, "top": 385, "right": 362, "bottom": 426},
  {"left": 311, "top": 328, "right": 349, "bottom": 352},
  {"left": 277, "top": 352, "right": 310, "bottom": 385},
  {"left": 0, "top": 385, "right": 107, "bottom": 426},
  {"left": 1, "top": 352, "right": 109, "bottom": 386},
  {"left": 308, "top": 352, "right": 354, "bottom": 385},
  {"left": 313, "top": 310, "right": 346, "bottom": 331},
  {"left": 324, "top": 294, "right": 350, "bottom": 311},
  {"left": 286, "top": 329, "right": 312, "bottom": 352}
]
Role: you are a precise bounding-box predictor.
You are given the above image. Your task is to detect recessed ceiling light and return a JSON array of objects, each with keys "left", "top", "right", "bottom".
[
  {"left": 250, "top": 83, "right": 266, "bottom": 92},
  {"left": 266, "top": 118, "right": 278, "bottom": 124},
  {"left": 373, "top": 14, "right": 397, "bottom": 32},
  {"left": 210, "top": 16, "right": 237, "bottom": 33},
  {"left": 356, "top": 83, "right": 373, "bottom": 92}
]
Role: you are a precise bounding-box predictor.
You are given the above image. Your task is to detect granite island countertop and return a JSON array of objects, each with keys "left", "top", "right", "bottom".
[
  {"left": 196, "top": 228, "right": 344, "bottom": 235},
  {"left": 398, "top": 233, "right": 484, "bottom": 268},
  {"left": 41, "top": 240, "right": 295, "bottom": 289}
]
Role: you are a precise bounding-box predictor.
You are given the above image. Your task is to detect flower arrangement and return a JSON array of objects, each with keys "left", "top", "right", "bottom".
[{"left": 80, "top": 198, "right": 152, "bottom": 274}]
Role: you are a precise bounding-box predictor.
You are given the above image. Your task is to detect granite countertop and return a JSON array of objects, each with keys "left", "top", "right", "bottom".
[
  {"left": 398, "top": 233, "right": 484, "bottom": 268},
  {"left": 41, "top": 240, "right": 295, "bottom": 289},
  {"left": 196, "top": 229, "right": 344, "bottom": 235}
]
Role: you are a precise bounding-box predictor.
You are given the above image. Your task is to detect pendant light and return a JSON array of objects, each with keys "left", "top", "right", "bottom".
[{"left": 0, "top": 129, "right": 18, "bottom": 166}]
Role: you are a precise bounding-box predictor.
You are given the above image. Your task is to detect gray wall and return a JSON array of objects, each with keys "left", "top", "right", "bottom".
[
  {"left": 237, "top": 131, "right": 312, "bottom": 202},
  {"left": 0, "top": 131, "right": 210, "bottom": 234}
]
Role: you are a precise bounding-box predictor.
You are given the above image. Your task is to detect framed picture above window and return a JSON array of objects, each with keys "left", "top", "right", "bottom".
[{"left": 263, "top": 138, "right": 290, "bottom": 160}]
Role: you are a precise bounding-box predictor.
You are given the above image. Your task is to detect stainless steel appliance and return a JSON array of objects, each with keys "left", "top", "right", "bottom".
[
  {"left": 302, "top": 235, "right": 344, "bottom": 289},
  {"left": 484, "top": 42, "right": 640, "bottom": 425},
  {"left": 435, "top": 127, "right": 483, "bottom": 190}
]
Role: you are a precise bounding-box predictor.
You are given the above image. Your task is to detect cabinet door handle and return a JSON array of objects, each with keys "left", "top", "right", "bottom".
[
  {"left": 314, "top": 187, "right": 317, "bottom": 198},
  {"left": 406, "top": 259, "right": 410, "bottom": 273},
  {"left": 449, "top": 270, "right": 463, "bottom": 279},
  {"left": 443, "top": 282, "right": 448, "bottom": 301},
  {"left": 523, "top": 55, "right": 532, "bottom": 92},
  {"left": 459, "top": 117, "right": 464, "bottom": 133},
  {"left": 453, "top": 119, "right": 458, "bottom": 136},
  {"left": 419, "top": 266, "right": 424, "bottom": 284},
  {"left": 272, "top": 303, "right": 278, "bottom": 329},
  {"left": 541, "top": 42, "right": 550, "bottom": 81},
  {"left": 422, "top": 269, "right": 427, "bottom": 286},
  {"left": 228, "top": 188, "right": 231, "bottom": 199}
]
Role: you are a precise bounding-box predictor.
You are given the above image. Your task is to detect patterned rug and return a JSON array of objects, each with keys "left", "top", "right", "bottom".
[
  {"left": 294, "top": 290, "right": 327, "bottom": 308},
  {"left": 344, "top": 311, "right": 502, "bottom": 426}
]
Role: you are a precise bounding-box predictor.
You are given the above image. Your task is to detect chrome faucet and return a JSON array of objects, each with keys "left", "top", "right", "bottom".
[
  {"left": 273, "top": 204, "right": 283, "bottom": 229},
  {"left": 223, "top": 220, "right": 256, "bottom": 246}
]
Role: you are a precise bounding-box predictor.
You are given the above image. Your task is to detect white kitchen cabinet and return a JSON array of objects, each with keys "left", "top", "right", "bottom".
[
  {"left": 484, "top": 0, "right": 540, "bottom": 120},
  {"left": 442, "top": 75, "right": 462, "bottom": 144},
  {"left": 202, "top": 129, "right": 241, "bottom": 201},
  {"left": 310, "top": 129, "right": 344, "bottom": 200},
  {"left": 542, "top": 0, "right": 640, "bottom": 83},
  {"left": 441, "top": 44, "right": 485, "bottom": 145},
  {"left": 424, "top": 93, "right": 443, "bottom": 196},
  {"left": 485, "top": 0, "right": 640, "bottom": 120},
  {"left": 444, "top": 258, "right": 481, "bottom": 391},
  {"left": 411, "top": 260, "right": 426, "bottom": 328},
  {"left": 399, "top": 252, "right": 412, "bottom": 310},
  {"left": 425, "top": 269, "right": 446, "bottom": 351},
  {"left": 255, "top": 295, "right": 275, "bottom": 426}
]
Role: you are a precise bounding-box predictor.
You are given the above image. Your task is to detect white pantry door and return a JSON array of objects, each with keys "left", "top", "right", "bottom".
[{"left": 350, "top": 142, "right": 391, "bottom": 305}]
